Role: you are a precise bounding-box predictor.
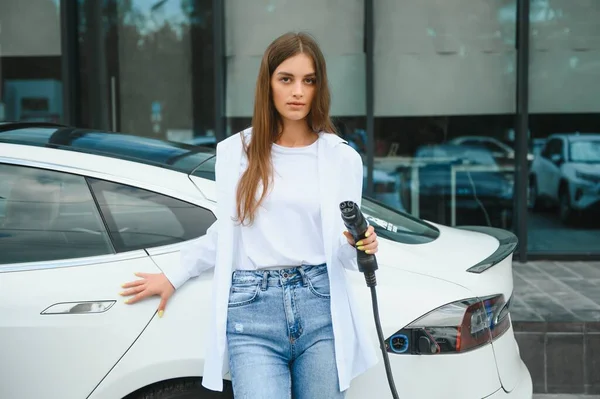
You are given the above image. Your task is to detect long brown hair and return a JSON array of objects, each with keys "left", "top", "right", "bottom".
[{"left": 235, "top": 32, "right": 336, "bottom": 226}]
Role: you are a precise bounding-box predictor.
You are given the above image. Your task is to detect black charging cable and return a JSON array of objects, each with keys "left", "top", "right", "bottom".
[{"left": 340, "top": 201, "right": 400, "bottom": 399}]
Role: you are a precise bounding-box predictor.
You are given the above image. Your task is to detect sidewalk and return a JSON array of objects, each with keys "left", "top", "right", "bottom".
[
  {"left": 511, "top": 261, "right": 600, "bottom": 396},
  {"left": 511, "top": 260, "right": 600, "bottom": 322}
]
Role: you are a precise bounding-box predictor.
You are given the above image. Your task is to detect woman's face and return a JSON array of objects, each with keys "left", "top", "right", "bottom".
[{"left": 270, "top": 53, "right": 316, "bottom": 123}]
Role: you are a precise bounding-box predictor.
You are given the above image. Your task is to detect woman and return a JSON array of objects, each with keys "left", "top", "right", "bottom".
[{"left": 120, "top": 32, "right": 379, "bottom": 398}]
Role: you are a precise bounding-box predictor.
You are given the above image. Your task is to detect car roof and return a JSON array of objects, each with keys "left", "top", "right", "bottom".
[
  {"left": 549, "top": 133, "right": 600, "bottom": 142},
  {"left": 0, "top": 122, "right": 216, "bottom": 175}
]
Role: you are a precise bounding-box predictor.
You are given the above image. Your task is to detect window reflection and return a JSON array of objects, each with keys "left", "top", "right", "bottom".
[
  {"left": 224, "top": 1, "right": 366, "bottom": 142},
  {"left": 0, "top": 0, "right": 63, "bottom": 123},
  {"left": 78, "top": 0, "right": 215, "bottom": 143},
  {"left": 373, "top": 1, "right": 517, "bottom": 230},
  {"left": 0, "top": 164, "right": 113, "bottom": 265},
  {"left": 527, "top": 0, "right": 600, "bottom": 253}
]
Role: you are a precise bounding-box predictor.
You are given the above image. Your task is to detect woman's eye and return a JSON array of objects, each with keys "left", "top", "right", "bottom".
[
  {"left": 305, "top": 78, "right": 316, "bottom": 84},
  {"left": 281, "top": 77, "right": 291, "bottom": 83}
]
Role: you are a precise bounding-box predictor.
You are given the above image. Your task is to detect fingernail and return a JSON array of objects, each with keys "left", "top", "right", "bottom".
[
  {"left": 119, "top": 291, "right": 126, "bottom": 296},
  {"left": 357, "top": 246, "right": 365, "bottom": 251},
  {"left": 365, "top": 250, "right": 372, "bottom": 254},
  {"left": 356, "top": 240, "right": 364, "bottom": 247},
  {"left": 158, "top": 310, "right": 164, "bottom": 318},
  {"left": 124, "top": 299, "right": 130, "bottom": 304},
  {"left": 365, "top": 231, "right": 371, "bottom": 237},
  {"left": 120, "top": 283, "right": 126, "bottom": 288}
]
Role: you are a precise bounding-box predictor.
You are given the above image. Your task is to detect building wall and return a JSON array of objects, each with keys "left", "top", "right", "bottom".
[{"left": 1, "top": 0, "right": 599, "bottom": 256}]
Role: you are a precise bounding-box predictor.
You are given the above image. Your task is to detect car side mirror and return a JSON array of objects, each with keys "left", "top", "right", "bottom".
[{"left": 550, "top": 154, "right": 563, "bottom": 165}]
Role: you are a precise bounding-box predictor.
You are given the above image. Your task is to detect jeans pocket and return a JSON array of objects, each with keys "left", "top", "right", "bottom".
[
  {"left": 307, "top": 271, "right": 331, "bottom": 299},
  {"left": 228, "top": 284, "right": 260, "bottom": 308}
]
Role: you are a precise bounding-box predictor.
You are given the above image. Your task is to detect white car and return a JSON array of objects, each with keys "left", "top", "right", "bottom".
[
  {"left": 0, "top": 123, "right": 532, "bottom": 399},
  {"left": 447, "top": 136, "right": 535, "bottom": 164},
  {"left": 529, "top": 133, "right": 600, "bottom": 224}
]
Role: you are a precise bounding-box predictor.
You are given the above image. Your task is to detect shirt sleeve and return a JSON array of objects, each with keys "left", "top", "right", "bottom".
[
  {"left": 336, "top": 146, "right": 365, "bottom": 272},
  {"left": 163, "top": 218, "right": 219, "bottom": 289}
]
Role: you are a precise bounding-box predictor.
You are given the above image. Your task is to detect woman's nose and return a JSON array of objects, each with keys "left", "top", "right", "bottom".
[{"left": 292, "top": 82, "right": 304, "bottom": 97}]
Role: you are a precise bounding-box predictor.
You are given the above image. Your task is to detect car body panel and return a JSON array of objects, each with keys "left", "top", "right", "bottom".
[
  {"left": 90, "top": 259, "right": 504, "bottom": 399},
  {"left": 491, "top": 323, "right": 523, "bottom": 392},
  {"left": 484, "top": 361, "right": 532, "bottom": 399},
  {"left": 0, "top": 252, "right": 161, "bottom": 399}
]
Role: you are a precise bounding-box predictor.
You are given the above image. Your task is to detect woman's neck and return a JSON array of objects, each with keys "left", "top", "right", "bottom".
[{"left": 275, "top": 119, "right": 317, "bottom": 147}]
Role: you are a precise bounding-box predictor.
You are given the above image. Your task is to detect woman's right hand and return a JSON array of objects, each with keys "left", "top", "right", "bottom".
[{"left": 120, "top": 272, "right": 175, "bottom": 318}]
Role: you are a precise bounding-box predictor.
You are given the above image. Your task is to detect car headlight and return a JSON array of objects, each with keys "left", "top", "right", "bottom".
[{"left": 385, "top": 294, "right": 511, "bottom": 355}]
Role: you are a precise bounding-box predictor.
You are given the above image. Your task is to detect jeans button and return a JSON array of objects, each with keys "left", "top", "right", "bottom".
[{"left": 283, "top": 273, "right": 288, "bottom": 278}]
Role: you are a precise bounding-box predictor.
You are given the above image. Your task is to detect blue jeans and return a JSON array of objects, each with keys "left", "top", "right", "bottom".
[{"left": 226, "top": 264, "right": 346, "bottom": 399}]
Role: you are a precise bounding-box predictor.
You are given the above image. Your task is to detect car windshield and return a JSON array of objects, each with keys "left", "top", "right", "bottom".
[
  {"left": 570, "top": 140, "right": 600, "bottom": 163},
  {"left": 361, "top": 198, "right": 440, "bottom": 244}
]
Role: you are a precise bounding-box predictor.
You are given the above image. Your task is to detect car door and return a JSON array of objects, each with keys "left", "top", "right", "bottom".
[
  {"left": 536, "top": 138, "right": 559, "bottom": 197},
  {"left": 0, "top": 162, "right": 163, "bottom": 399},
  {"left": 85, "top": 176, "right": 217, "bottom": 289},
  {"left": 545, "top": 139, "right": 565, "bottom": 200}
]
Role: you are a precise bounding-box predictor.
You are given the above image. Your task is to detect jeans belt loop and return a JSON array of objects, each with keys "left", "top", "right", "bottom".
[
  {"left": 261, "top": 271, "right": 269, "bottom": 291},
  {"left": 297, "top": 265, "right": 308, "bottom": 287}
]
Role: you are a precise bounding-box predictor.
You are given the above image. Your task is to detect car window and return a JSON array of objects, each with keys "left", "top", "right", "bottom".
[
  {"left": 463, "top": 139, "right": 502, "bottom": 153},
  {"left": 0, "top": 164, "right": 113, "bottom": 265},
  {"left": 555, "top": 139, "right": 564, "bottom": 157},
  {"left": 416, "top": 145, "right": 496, "bottom": 166},
  {"left": 191, "top": 156, "right": 216, "bottom": 181},
  {"left": 570, "top": 139, "right": 600, "bottom": 163},
  {"left": 542, "top": 139, "right": 559, "bottom": 158},
  {"left": 88, "top": 178, "right": 216, "bottom": 252},
  {"left": 361, "top": 198, "right": 439, "bottom": 244}
]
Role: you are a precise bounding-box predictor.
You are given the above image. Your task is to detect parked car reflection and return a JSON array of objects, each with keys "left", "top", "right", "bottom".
[
  {"left": 447, "top": 135, "right": 534, "bottom": 167},
  {"left": 364, "top": 166, "right": 406, "bottom": 212},
  {"left": 529, "top": 133, "right": 600, "bottom": 225},
  {"left": 400, "top": 144, "right": 514, "bottom": 228}
]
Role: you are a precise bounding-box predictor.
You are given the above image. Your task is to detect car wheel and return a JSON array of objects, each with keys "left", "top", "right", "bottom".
[
  {"left": 127, "top": 378, "right": 233, "bottom": 399},
  {"left": 558, "top": 187, "right": 577, "bottom": 226}
]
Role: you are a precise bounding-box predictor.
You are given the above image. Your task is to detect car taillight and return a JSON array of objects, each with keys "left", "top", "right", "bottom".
[{"left": 385, "top": 294, "right": 511, "bottom": 355}]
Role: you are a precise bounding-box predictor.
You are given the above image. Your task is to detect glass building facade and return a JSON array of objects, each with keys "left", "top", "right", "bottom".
[{"left": 1, "top": 0, "right": 599, "bottom": 260}]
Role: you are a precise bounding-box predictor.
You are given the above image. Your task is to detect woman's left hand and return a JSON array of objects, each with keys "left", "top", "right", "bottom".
[{"left": 343, "top": 225, "right": 378, "bottom": 254}]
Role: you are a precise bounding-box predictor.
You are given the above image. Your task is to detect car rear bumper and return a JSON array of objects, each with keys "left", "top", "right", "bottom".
[{"left": 484, "top": 360, "right": 533, "bottom": 398}]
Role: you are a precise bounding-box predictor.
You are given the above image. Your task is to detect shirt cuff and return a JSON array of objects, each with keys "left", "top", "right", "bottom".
[{"left": 162, "top": 260, "right": 191, "bottom": 290}]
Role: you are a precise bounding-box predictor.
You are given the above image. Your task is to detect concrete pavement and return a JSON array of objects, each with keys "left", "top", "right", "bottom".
[{"left": 511, "top": 260, "right": 600, "bottom": 322}]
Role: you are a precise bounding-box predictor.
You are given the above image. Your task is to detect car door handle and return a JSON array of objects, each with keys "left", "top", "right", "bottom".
[{"left": 41, "top": 301, "right": 116, "bottom": 315}]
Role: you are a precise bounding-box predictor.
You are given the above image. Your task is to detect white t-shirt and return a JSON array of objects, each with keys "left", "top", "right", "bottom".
[{"left": 237, "top": 138, "right": 327, "bottom": 269}]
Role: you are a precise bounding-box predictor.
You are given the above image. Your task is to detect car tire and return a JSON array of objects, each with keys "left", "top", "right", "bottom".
[{"left": 127, "top": 378, "right": 233, "bottom": 399}]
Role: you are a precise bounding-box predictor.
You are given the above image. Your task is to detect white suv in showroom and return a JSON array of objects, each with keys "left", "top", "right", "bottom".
[{"left": 529, "top": 133, "right": 600, "bottom": 224}]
